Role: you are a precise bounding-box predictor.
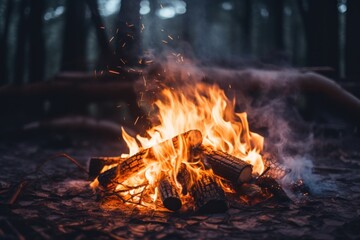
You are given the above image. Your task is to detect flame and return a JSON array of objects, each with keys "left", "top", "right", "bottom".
[{"left": 91, "top": 82, "right": 265, "bottom": 209}]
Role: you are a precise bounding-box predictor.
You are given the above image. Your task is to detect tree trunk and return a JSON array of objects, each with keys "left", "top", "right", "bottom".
[
  {"left": 86, "top": 0, "right": 114, "bottom": 68},
  {"left": 304, "top": 0, "right": 339, "bottom": 78},
  {"left": 116, "top": 0, "right": 141, "bottom": 67},
  {"left": 29, "top": 0, "right": 45, "bottom": 83},
  {"left": 62, "top": 0, "right": 87, "bottom": 71},
  {"left": 13, "top": 0, "right": 29, "bottom": 85},
  {"left": 346, "top": 0, "right": 360, "bottom": 82},
  {"left": 0, "top": 0, "right": 14, "bottom": 85}
]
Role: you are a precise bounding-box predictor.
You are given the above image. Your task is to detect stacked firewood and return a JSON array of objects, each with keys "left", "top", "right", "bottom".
[{"left": 89, "top": 130, "right": 289, "bottom": 213}]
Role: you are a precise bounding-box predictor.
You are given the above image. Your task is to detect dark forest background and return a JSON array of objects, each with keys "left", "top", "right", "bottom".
[
  {"left": 1, "top": 0, "right": 359, "bottom": 83},
  {"left": 0, "top": 0, "right": 359, "bottom": 134}
]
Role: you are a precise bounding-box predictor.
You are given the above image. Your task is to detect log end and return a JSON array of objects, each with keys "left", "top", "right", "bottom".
[
  {"left": 163, "top": 197, "right": 182, "bottom": 211},
  {"left": 186, "top": 129, "right": 203, "bottom": 148},
  {"left": 237, "top": 165, "right": 253, "bottom": 183}
]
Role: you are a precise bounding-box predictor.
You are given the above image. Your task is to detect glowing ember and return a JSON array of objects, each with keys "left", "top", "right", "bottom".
[{"left": 91, "top": 82, "right": 266, "bottom": 210}]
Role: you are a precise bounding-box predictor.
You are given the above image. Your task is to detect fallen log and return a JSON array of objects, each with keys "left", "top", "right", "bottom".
[
  {"left": 190, "top": 173, "right": 228, "bottom": 213},
  {"left": 97, "top": 130, "right": 203, "bottom": 190},
  {"left": 158, "top": 176, "right": 182, "bottom": 211},
  {"left": 88, "top": 156, "right": 125, "bottom": 180},
  {"left": 202, "top": 146, "right": 253, "bottom": 184}
]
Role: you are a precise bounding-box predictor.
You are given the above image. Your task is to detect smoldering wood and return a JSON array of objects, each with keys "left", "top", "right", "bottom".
[
  {"left": 190, "top": 174, "right": 228, "bottom": 214},
  {"left": 158, "top": 176, "right": 182, "bottom": 211},
  {"left": 202, "top": 146, "right": 253, "bottom": 184},
  {"left": 176, "top": 163, "right": 191, "bottom": 195},
  {"left": 255, "top": 176, "right": 290, "bottom": 202},
  {"left": 88, "top": 156, "right": 126, "bottom": 180},
  {"left": 97, "top": 130, "right": 203, "bottom": 190},
  {"left": 238, "top": 183, "right": 263, "bottom": 198},
  {"left": 237, "top": 183, "right": 266, "bottom": 206}
]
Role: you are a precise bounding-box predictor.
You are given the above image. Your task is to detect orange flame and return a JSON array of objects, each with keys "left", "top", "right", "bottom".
[{"left": 91, "top": 82, "right": 265, "bottom": 209}]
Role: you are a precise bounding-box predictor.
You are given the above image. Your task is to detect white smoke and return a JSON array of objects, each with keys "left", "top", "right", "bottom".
[{"left": 135, "top": 54, "right": 321, "bottom": 193}]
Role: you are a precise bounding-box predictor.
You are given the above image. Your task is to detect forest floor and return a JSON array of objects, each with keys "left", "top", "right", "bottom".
[{"left": 0, "top": 125, "right": 359, "bottom": 239}]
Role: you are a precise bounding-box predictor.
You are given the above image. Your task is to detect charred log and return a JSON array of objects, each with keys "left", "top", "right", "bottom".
[
  {"left": 237, "top": 183, "right": 266, "bottom": 206},
  {"left": 88, "top": 156, "right": 125, "bottom": 180},
  {"left": 255, "top": 176, "right": 290, "bottom": 202},
  {"left": 98, "top": 130, "right": 202, "bottom": 190},
  {"left": 158, "top": 176, "right": 182, "bottom": 211},
  {"left": 202, "top": 146, "right": 253, "bottom": 184},
  {"left": 190, "top": 174, "right": 228, "bottom": 214}
]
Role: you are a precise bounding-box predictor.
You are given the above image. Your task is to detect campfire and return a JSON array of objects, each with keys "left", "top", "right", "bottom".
[{"left": 89, "top": 82, "right": 289, "bottom": 213}]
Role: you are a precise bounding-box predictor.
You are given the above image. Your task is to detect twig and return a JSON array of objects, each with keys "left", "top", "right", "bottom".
[
  {"left": 5, "top": 220, "right": 26, "bottom": 240},
  {"left": 8, "top": 180, "right": 27, "bottom": 205},
  {"left": 256, "top": 166, "right": 271, "bottom": 180},
  {"left": 36, "top": 153, "right": 88, "bottom": 175}
]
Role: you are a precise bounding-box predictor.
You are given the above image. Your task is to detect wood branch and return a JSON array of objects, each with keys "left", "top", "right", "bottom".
[
  {"left": 190, "top": 173, "right": 228, "bottom": 214},
  {"left": 202, "top": 146, "right": 253, "bottom": 184},
  {"left": 88, "top": 156, "right": 125, "bottom": 180},
  {"left": 158, "top": 176, "right": 182, "bottom": 211},
  {"left": 97, "top": 130, "right": 202, "bottom": 190}
]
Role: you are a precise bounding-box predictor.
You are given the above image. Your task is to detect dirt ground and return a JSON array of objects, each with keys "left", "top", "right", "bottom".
[{"left": 0, "top": 126, "right": 359, "bottom": 239}]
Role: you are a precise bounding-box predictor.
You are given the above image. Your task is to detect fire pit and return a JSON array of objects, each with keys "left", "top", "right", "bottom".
[{"left": 88, "top": 80, "right": 293, "bottom": 213}]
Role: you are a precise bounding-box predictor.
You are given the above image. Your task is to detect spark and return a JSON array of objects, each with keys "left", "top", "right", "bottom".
[
  {"left": 168, "top": 35, "right": 173, "bottom": 40},
  {"left": 120, "top": 59, "right": 126, "bottom": 64},
  {"left": 134, "top": 116, "right": 140, "bottom": 126},
  {"left": 162, "top": 40, "right": 168, "bottom": 44},
  {"left": 109, "top": 70, "right": 120, "bottom": 75},
  {"left": 122, "top": 42, "right": 126, "bottom": 48},
  {"left": 143, "top": 75, "right": 147, "bottom": 86},
  {"left": 109, "top": 36, "right": 114, "bottom": 42}
]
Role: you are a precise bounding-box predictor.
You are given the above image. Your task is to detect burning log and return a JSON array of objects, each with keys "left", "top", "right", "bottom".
[
  {"left": 202, "top": 146, "right": 253, "bottom": 184},
  {"left": 176, "top": 163, "right": 191, "bottom": 195},
  {"left": 88, "top": 156, "right": 125, "bottom": 180},
  {"left": 190, "top": 173, "right": 228, "bottom": 213},
  {"left": 158, "top": 176, "right": 182, "bottom": 211},
  {"left": 97, "top": 130, "right": 203, "bottom": 190},
  {"left": 97, "top": 151, "right": 146, "bottom": 189}
]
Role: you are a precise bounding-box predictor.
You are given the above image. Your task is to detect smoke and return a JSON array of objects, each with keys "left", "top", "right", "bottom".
[{"left": 134, "top": 53, "right": 322, "bottom": 193}]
